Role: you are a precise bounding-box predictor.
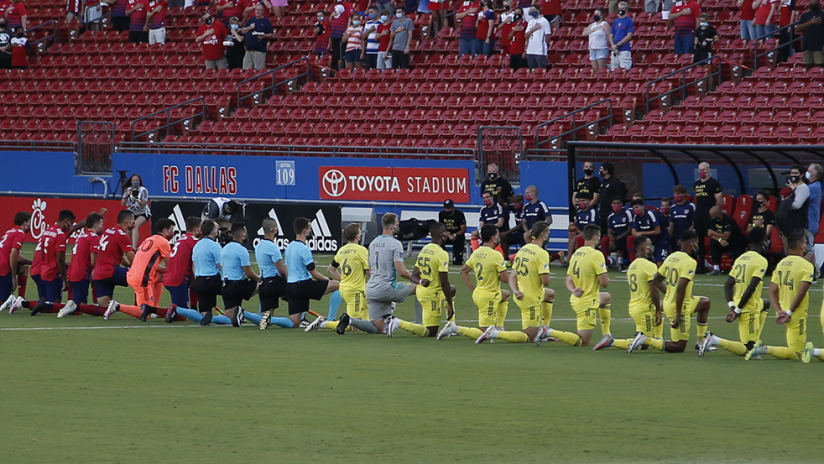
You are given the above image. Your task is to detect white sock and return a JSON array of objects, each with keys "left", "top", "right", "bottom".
[
  {"left": 713, "top": 265, "right": 720, "bottom": 271},
  {"left": 814, "top": 348, "right": 822, "bottom": 357},
  {"left": 710, "top": 335, "right": 721, "bottom": 346},
  {"left": 320, "top": 321, "right": 330, "bottom": 329}
]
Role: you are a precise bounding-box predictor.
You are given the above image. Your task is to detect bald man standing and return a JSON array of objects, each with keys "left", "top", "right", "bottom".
[{"left": 693, "top": 162, "right": 723, "bottom": 272}]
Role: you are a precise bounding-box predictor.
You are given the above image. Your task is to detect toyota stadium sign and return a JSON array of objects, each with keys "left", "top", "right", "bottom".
[{"left": 319, "top": 166, "right": 470, "bottom": 203}]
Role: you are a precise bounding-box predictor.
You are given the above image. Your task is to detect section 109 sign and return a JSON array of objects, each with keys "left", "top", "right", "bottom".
[{"left": 319, "top": 166, "right": 470, "bottom": 203}]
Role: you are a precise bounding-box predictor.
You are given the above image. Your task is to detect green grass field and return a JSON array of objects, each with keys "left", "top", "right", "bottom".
[{"left": 2, "top": 244, "right": 823, "bottom": 463}]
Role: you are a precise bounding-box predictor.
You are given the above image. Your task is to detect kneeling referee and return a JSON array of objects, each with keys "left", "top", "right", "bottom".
[{"left": 285, "top": 217, "right": 339, "bottom": 327}]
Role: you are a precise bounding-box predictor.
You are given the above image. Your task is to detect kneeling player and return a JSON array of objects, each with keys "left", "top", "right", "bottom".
[
  {"left": 629, "top": 230, "right": 711, "bottom": 353},
  {"left": 122, "top": 219, "right": 175, "bottom": 321},
  {"left": 699, "top": 229, "right": 770, "bottom": 356},
  {"left": 254, "top": 218, "right": 293, "bottom": 330},
  {"left": 0, "top": 212, "right": 32, "bottom": 312},
  {"left": 28, "top": 210, "right": 75, "bottom": 316},
  {"left": 746, "top": 231, "right": 822, "bottom": 363},
  {"left": 58, "top": 213, "right": 106, "bottom": 318},
  {"left": 387, "top": 222, "right": 456, "bottom": 338},
  {"left": 99, "top": 210, "right": 136, "bottom": 319},
  {"left": 285, "top": 218, "right": 339, "bottom": 329},
  {"left": 164, "top": 216, "right": 201, "bottom": 308},
  {"left": 565, "top": 224, "right": 611, "bottom": 346}
]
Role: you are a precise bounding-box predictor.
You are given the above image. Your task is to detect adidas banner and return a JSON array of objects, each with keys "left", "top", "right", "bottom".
[{"left": 151, "top": 201, "right": 342, "bottom": 253}]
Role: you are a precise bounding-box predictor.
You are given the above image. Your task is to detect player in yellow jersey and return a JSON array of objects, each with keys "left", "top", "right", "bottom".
[
  {"left": 565, "top": 224, "right": 612, "bottom": 346},
  {"left": 387, "top": 222, "right": 456, "bottom": 337},
  {"left": 437, "top": 224, "right": 512, "bottom": 342},
  {"left": 628, "top": 230, "right": 711, "bottom": 353},
  {"left": 305, "top": 224, "right": 369, "bottom": 332},
  {"left": 746, "top": 231, "right": 822, "bottom": 363},
  {"left": 699, "top": 229, "right": 771, "bottom": 356},
  {"left": 593, "top": 235, "right": 663, "bottom": 351}
]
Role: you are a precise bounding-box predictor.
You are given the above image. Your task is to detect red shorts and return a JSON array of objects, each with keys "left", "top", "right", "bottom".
[{"left": 428, "top": 1, "right": 441, "bottom": 10}]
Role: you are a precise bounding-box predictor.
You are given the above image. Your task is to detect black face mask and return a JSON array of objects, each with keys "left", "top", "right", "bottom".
[
  {"left": 593, "top": 15, "right": 601, "bottom": 21},
  {"left": 790, "top": 175, "right": 801, "bottom": 184},
  {"left": 617, "top": 9, "right": 625, "bottom": 15},
  {"left": 583, "top": 168, "right": 594, "bottom": 176},
  {"left": 487, "top": 173, "right": 498, "bottom": 180},
  {"left": 513, "top": 13, "right": 522, "bottom": 20},
  {"left": 205, "top": 17, "right": 214, "bottom": 25}
]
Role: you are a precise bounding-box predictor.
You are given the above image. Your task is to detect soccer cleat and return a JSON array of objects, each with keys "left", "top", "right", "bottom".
[
  {"left": 30, "top": 300, "right": 47, "bottom": 316},
  {"left": 139, "top": 304, "right": 152, "bottom": 322},
  {"left": 8, "top": 296, "right": 23, "bottom": 314},
  {"left": 304, "top": 315, "right": 325, "bottom": 332},
  {"left": 299, "top": 320, "right": 310, "bottom": 329},
  {"left": 103, "top": 300, "right": 119, "bottom": 320},
  {"left": 386, "top": 316, "right": 399, "bottom": 338},
  {"left": 57, "top": 300, "right": 78, "bottom": 318},
  {"left": 199, "top": 311, "right": 212, "bottom": 326},
  {"left": 231, "top": 309, "right": 245, "bottom": 327},
  {"left": 698, "top": 332, "right": 714, "bottom": 357},
  {"left": 164, "top": 304, "right": 177, "bottom": 324},
  {"left": 535, "top": 326, "right": 549, "bottom": 347},
  {"left": 437, "top": 320, "right": 457, "bottom": 340},
  {"left": 593, "top": 334, "right": 614, "bottom": 351},
  {"left": 627, "top": 332, "right": 647, "bottom": 354},
  {"left": 335, "top": 312, "right": 350, "bottom": 335},
  {"left": 259, "top": 310, "right": 271, "bottom": 330},
  {"left": 0, "top": 294, "right": 16, "bottom": 312},
  {"left": 475, "top": 326, "right": 497, "bottom": 344},
  {"left": 801, "top": 342, "right": 813, "bottom": 364},
  {"left": 745, "top": 341, "right": 766, "bottom": 360},
  {"left": 708, "top": 268, "right": 721, "bottom": 276}
]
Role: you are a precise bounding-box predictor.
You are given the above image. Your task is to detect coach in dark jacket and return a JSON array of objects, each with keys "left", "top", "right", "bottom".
[{"left": 598, "top": 162, "right": 627, "bottom": 233}]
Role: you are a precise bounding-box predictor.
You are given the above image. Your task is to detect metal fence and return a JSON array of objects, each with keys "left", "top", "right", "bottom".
[
  {"left": 77, "top": 121, "right": 115, "bottom": 174},
  {"left": 644, "top": 55, "right": 724, "bottom": 113},
  {"left": 129, "top": 97, "right": 207, "bottom": 142},
  {"left": 476, "top": 126, "right": 522, "bottom": 183},
  {"left": 237, "top": 57, "right": 311, "bottom": 108},
  {"left": 533, "top": 98, "right": 614, "bottom": 150}
]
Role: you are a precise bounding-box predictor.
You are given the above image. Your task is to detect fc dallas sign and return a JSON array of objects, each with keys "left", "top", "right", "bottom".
[{"left": 319, "top": 166, "right": 470, "bottom": 203}]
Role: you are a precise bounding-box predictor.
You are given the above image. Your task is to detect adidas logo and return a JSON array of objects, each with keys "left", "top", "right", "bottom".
[
  {"left": 166, "top": 204, "right": 187, "bottom": 245},
  {"left": 254, "top": 208, "right": 338, "bottom": 252}
]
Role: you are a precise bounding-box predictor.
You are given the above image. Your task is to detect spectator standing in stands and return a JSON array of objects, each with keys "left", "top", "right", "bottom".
[
  {"left": 241, "top": 5, "right": 273, "bottom": 70},
  {"left": 669, "top": 184, "right": 695, "bottom": 250},
  {"left": 693, "top": 161, "right": 722, "bottom": 272},
  {"left": 217, "top": 0, "right": 244, "bottom": 24},
  {"left": 753, "top": 0, "right": 777, "bottom": 40},
  {"left": 585, "top": 8, "right": 613, "bottom": 70},
  {"left": 481, "top": 163, "right": 514, "bottom": 206},
  {"left": 343, "top": 14, "right": 364, "bottom": 69},
  {"left": 0, "top": 19, "right": 10, "bottom": 69},
  {"left": 242, "top": 0, "right": 273, "bottom": 23},
  {"left": 502, "top": 8, "right": 527, "bottom": 70},
  {"left": 226, "top": 16, "right": 246, "bottom": 68},
  {"left": 541, "top": 0, "right": 561, "bottom": 29},
  {"left": 610, "top": 2, "right": 633, "bottom": 70},
  {"left": 746, "top": 190, "right": 774, "bottom": 243},
  {"left": 126, "top": 0, "right": 149, "bottom": 43},
  {"left": 776, "top": 0, "right": 794, "bottom": 61},
  {"left": 270, "top": 0, "right": 286, "bottom": 18},
  {"left": 389, "top": 7, "right": 413, "bottom": 69},
  {"left": 476, "top": 1, "right": 496, "bottom": 56},
  {"left": 313, "top": 10, "right": 330, "bottom": 57},
  {"left": 525, "top": 4, "right": 550, "bottom": 69},
  {"left": 739, "top": 0, "right": 756, "bottom": 41},
  {"left": 196, "top": 12, "right": 228, "bottom": 69},
  {"left": 693, "top": 13, "right": 717, "bottom": 63},
  {"left": 107, "top": 0, "right": 130, "bottom": 32},
  {"left": 805, "top": 164, "right": 822, "bottom": 265},
  {"left": 6, "top": 0, "right": 26, "bottom": 32},
  {"left": 376, "top": 12, "right": 392, "bottom": 68},
  {"left": 707, "top": 206, "right": 744, "bottom": 275},
  {"left": 329, "top": 4, "right": 348, "bottom": 70},
  {"left": 362, "top": 6, "right": 381, "bottom": 69},
  {"left": 670, "top": 0, "right": 700, "bottom": 55},
  {"left": 573, "top": 161, "right": 601, "bottom": 209},
  {"left": 597, "top": 162, "right": 626, "bottom": 234},
  {"left": 429, "top": 0, "right": 445, "bottom": 36},
  {"left": 456, "top": 0, "right": 480, "bottom": 56},
  {"left": 66, "top": 0, "right": 82, "bottom": 23},
  {"left": 145, "top": 0, "right": 167, "bottom": 45},
  {"left": 439, "top": 199, "right": 467, "bottom": 265},
  {"left": 797, "top": 0, "right": 824, "bottom": 68}
]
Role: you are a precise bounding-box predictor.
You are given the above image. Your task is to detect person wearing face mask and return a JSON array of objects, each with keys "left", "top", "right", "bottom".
[
  {"left": 804, "top": 164, "right": 822, "bottom": 261},
  {"left": 475, "top": 1, "right": 496, "bottom": 56},
  {"left": 456, "top": 0, "right": 481, "bottom": 56},
  {"left": 342, "top": 14, "right": 364, "bottom": 69},
  {"left": 570, "top": 192, "right": 598, "bottom": 255},
  {"left": 521, "top": 185, "right": 551, "bottom": 236},
  {"left": 389, "top": 7, "right": 413, "bottom": 68},
  {"left": 225, "top": 16, "right": 246, "bottom": 69},
  {"left": 584, "top": 8, "right": 613, "bottom": 70},
  {"left": 196, "top": 13, "right": 229, "bottom": 69},
  {"left": 524, "top": 4, "right": 551, "bottom": 69},
  {"left": 606, "top": 198, "right": 632, "bottom": 271},
  {"left": 121, "top": 174, "right": 150, "bottom": 248},
  {"left": 240, "top": 4, "right": 274, "bottom": 70},
  {"left": 329, "top": 4, "right": 349, "bottom": 70},
  {"left": 746, "top": 190, "right": 774, "bottom": 247},
  {"left": 481, "top": 163, "right": 515, "bottom": 206},
  {"left": 631, "top": 198, "right": 666, "bottom": 267},
  {"left": 597, "top": 162, "right": 627, "bottom": 234},
  {"left": 573, "top": 161, "right": 602, "bottom": 210},
  {"left": 669, "top": 0, "right": 701, "bottom": 55},
  {"left": 706, "top": 206, "right": 745, "bottom": 275},
  {"left": 362, "top": 6, "right": 381, "bottom": 68},
  {"left": 797, "top": 0, "right": 824, "bottom": 68},
  {"left": 693, "top": 14, "right": 717, "bottom": 64},
  {"left": 669, "top": 184, "right": 696, "bottom": 251},
  {"left": 439, "top": 199, "right": 468, "bottom": 265},
  {"left": 313, "top": 10, "right": 331, "bottom": 57},
  {"left": 501, "top": 8, "right": 528, "bottom": 69},
  {"left": 692, "top": 161, "right": 721, "bottom": 271},
  {"left": 376, "top": 12, "right": 393, "bottom": 68},
  {"left": 610, "top": 1, "right": 634, "bottom": 70}
]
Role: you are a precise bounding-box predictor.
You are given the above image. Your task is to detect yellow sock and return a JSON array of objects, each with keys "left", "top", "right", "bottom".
[
  {"left": 696, "top": 322, "right": 708, "bottom": 341},
  {"left": 766, "top": 346, "right": 799, "bottom": 360},
  {"left": 457, "top": 326, "right": 483, "bottom": 339},
  {"left": 645, "top": 338, "right": 664, "bottom": 350},
  {"left": 818, "top": 351, "right": 824, "bottom": 361},
  {"left": 758, "top": 311, "right": 768, "bottom": 339},
  {"left": 498, "top": 330, "right": 529, "bottom": 343},
  {"left": 654, "top": 322, "right": 663, "bottom": 339},
  {"left": 718, "top": 338, "right": 747, "bottom": 356},
  {"left": 321, "top": 321, "right": 339, "bottom": 330},
  {"left": 613, "top": 338, "right": 631, "bottom": 350},
  {"left": 496, "top": 301, "right": 508, "bottom": 327},
  {"left": 598, "top": 305, "right": 611, "bottom": 336},
  {"left": 398, "top": 320, "right": 428, "bottom": 337},
  {"left": 548, "top": 328, "right": 582, "bottom": 346},
  {"left": 541, "top": 301, "right": 553, "bottom": 325}
]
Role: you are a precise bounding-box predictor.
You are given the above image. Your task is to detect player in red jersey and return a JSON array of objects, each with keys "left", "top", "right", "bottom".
[
  {"left": 0, "top": 212, "right": 32, "bottom": 311},
  {"left": 163, "top": 216, "right": 201, "bottom": 311},
  {"left": 93, "top": 210, "right": 136, "bottom": 318},
  {"left": 28, "top": 210, "right": 75, "bottom": 316},
  {"left": 57, "top": 213, "right": 104, "bottom": 318},
  {"left": 110, "top": 218, "right": 174, "bottom": 321}
]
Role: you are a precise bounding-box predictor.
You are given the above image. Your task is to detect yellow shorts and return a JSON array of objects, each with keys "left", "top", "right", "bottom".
[
  {"left": 419, "top": 291, "right": 450, "bottom": 327},
  {"left": 473, "top": 292, "right": 500, "bottom": 328},
  {"left": 785, "top": 316, "right": 807, "bottom": 352},
  {"left": 340, "top": 287, "right": 368, "bottom": 320},
  {"left": 628, "top": 303, "right": 657, "bottom": 336},
  {"left": 663, "top": 296, "right": 700, "bottom": 342},
  {"left": 516, "top": 298, "right": 543, "bottom": 330},
  {"left": 738, "top": 311, "right": 761, "bottom": 345},
  {"left": 571, "top": 297, "right": 599, "bottom": 331}
]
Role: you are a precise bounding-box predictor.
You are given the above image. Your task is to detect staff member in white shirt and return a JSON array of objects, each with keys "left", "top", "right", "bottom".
[{"left": 524, "top": 4, "right": 550, "bottom": 69}]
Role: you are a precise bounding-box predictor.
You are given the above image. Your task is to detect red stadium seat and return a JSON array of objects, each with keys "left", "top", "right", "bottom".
[{"left": 732, "top": 195, "right": 753, "bottom": 232}]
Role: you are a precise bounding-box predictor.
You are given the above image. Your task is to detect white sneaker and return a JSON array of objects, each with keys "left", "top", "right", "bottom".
[
  {"left": 8, "top": 296, "right": 23, "bottom": 314},
  {"left": 57, "top": 300, "right": 77, "bottom": 318},
  {"left": 437, "top": 321, "right": 457, "bottom": 340},
  {"left": 386, "top": 316, "right": 399, "bottom": 338},
  {"left": 475, "top": 326, "right": 498, "bottom": 344},
  {"left": 593, "top": 334, "right": 614, "bottom": 351},
  {"left": 103, "top": 300, "right": 119, "bottom": 320},
  {"left": 609, "top": 252, "right": 618, "bottom": 269},
  {"left": 304, "top": 315, "right": 325, "bottom": 332},
  {"left": 697, "top": 332, "right": 714, "bottom": 357},
  {"left": 0, "top": 294, "right": 16, "bottom": 312},
  {"left": 627, "top": 332, "right": 647, "bottom": 354}
]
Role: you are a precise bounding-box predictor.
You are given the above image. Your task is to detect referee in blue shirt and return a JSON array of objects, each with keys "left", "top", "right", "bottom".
[
  {"left": 285, "top": 217, "right": 339, "bottom": 327},
  {"left": 185, "top": 219, "right": 226, "bottom": 325},
  {"left": 221, "top": 223, "right": 261, "bottom": 327},
  {"left": 254, "top": 218, "right": 293, "bottom": 330}
]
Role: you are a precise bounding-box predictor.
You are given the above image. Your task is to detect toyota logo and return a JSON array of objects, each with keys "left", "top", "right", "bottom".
[{"left": 322, "top": 169, "right": 346, "bottom": 198}]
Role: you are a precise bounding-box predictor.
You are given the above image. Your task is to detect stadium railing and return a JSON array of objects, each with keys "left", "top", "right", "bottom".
[
  {"left": 644, "top": 55, "right": 724, "bottom": 114},
  {"left": 477, "top": 125, "right": 524, "bottom": 184},
  {"left": 533, "top": 99, "right": 614, "bottom": 150},
  {"left": 0, "top": 139, "right": 75, "bottom": 152},
  {"left": 128, "top": 97, "right": 208, "bottom": 142},
  {"left": 752, "top": 19, "right": 804, "bottom": 70},
  {"left": 28, "top": 20, "right": 58, "bottom": 53},
  {"left": 78, "top": 120, "right": 115, "bottom": 173},
  {"left": 236, "top": 57, "right": 311, "bottom": 109}
]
